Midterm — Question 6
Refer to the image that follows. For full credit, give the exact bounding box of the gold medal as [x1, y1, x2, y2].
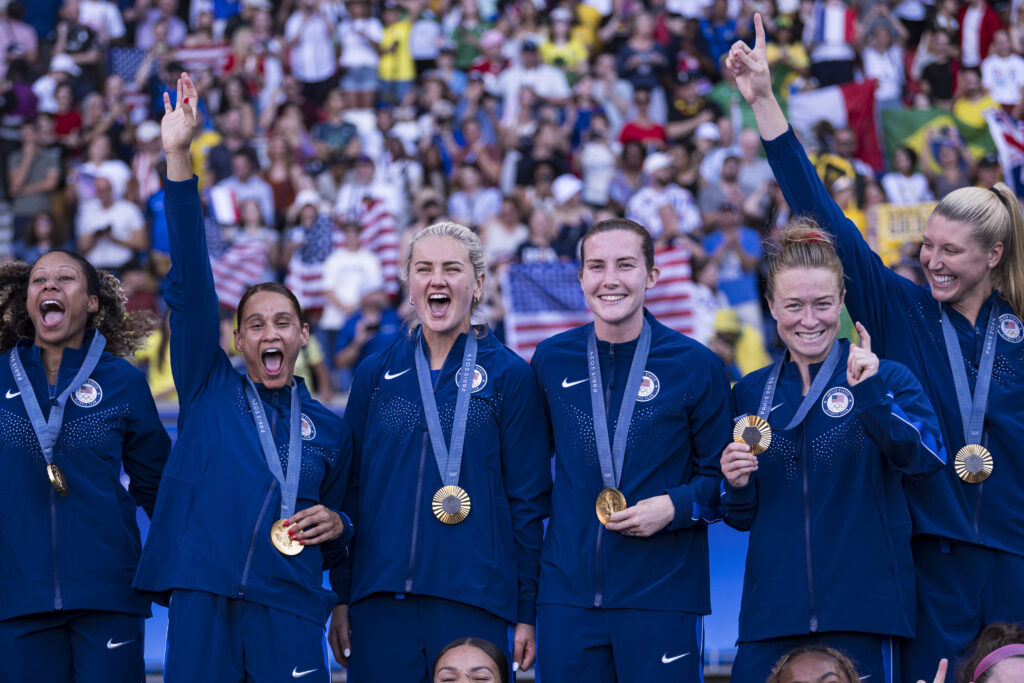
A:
[595, 487, 627, 525]
[47, 463, 69, 497]
[433, 485, 471, 524]
[955, 444, 993, 484]
[733, 415, 772, 455]
[270, 519, 303, 555]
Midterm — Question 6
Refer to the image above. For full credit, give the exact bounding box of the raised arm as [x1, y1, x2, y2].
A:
[726, 16, 919, 342]
[161, 73, 233, 406]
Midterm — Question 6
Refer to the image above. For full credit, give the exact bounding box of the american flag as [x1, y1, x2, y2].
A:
[358, 198, 400, 299]
[502, 245, 694, 361]
[211, 236, 271, 310]
[284, 214, 337, 315]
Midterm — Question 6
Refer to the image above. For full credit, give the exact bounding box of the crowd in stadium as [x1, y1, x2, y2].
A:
[2, 0, 1024, 681]
[4, 0, 1021, 398]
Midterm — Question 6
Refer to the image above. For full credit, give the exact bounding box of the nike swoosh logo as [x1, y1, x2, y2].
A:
[292, 668, 317, 678]
[106, 639, 133, 650]
[770, 402, 783, 412]
[662, 652, 690, 664]
[562, 377, 588, 388]
[384, 369, 410, 380]
[6, 389, 19, 399]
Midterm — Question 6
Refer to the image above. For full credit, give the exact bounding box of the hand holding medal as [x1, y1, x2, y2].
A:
[273, 505, 347, 555]
[846, 323, 878, 386]
[721, 441, 758, 489]
[604, 494, 676, 537]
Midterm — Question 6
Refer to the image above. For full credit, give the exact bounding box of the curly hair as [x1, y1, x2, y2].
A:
[766, 645, 860, 683]
[0, 251, 153, 357]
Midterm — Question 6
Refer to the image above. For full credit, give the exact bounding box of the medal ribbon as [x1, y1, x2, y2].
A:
[756, 340, 841, 430]
[244, 378, 302, 519]
[414, 330, 478, 488]
[10, 332, 106, 466]
[586, 320, 651, 489]
[940, 304, 999, 446]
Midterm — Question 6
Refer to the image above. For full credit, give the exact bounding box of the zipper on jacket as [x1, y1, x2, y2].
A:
[238, 480, 276, 598]
[51, 487, 62, 610]
[405, 430, 428, 593]
[593, 342, 615, 608]
[799, 423, 818, 632]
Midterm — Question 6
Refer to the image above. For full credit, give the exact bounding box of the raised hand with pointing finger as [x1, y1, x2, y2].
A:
[847, 322, 879, 386]
[725, 13, 773, 106]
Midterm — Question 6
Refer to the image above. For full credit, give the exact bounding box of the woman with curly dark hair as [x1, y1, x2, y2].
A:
[0, 249, 170, 682]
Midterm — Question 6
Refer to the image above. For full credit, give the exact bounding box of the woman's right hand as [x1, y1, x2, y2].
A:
[327, 604, 352, 667]
[725, 13, 774, 106]
[721, 441, 758, 488]
[161, 72, 199, 154]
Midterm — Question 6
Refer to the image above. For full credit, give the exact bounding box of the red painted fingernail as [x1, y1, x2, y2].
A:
[299, 541, 306, 545]
[183, 97, 189, 103]
[283, 521, 290, 527]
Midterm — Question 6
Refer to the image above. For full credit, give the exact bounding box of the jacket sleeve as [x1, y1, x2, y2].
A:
[329, 359, 373, 604]
[852, 364, 946, 477]
[664, 351, 731, 530]
[761, 127, 920, 342]
[121, 369, 172, 517]
[319, 420, 356, 570]
[499, 358, 553, 625]
[163, 178, 234, 411]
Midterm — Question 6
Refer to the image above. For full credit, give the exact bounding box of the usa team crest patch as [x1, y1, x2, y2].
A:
[455, 364, 488, 393]
[71, 379, 102, 408]
[821, 387, 853, 418]
[636, 371, 660, 402]
[300, 414, 316, 441]
[998, 314, 1023, 343]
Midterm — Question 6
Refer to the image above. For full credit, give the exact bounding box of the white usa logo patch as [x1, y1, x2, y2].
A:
[300, 414, 316, 441]
[636, 371, 660, 402]
[821, 387, 853, 418]
[455, 364, 488, 393]
[998, 314, 1023, 343]
[71, 379, 102, 408]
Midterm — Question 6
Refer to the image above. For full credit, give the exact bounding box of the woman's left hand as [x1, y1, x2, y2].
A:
[605, 494, 675, 537]
[512, 622, 536, 672]
[847, 322, 879, 387]
[284, 505, 345, 545]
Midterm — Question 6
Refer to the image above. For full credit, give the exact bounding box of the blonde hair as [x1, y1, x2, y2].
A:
[933, 183, 1024, 318]
[403, 221, 487, 325]
[766, 218, 846, 301]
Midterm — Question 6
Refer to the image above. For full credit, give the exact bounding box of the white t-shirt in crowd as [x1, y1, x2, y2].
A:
[320, 248, 383, 330]
[77, 199, 144, 268]
[881, 172, 935, 205]
[961, 6, 984, 68]
[981, 53, 1024, 105]
[284, 10, 336, 83]
[78, 0, 126, 41]
[862, 45, 905, 102]
[337, 17, 383, 69]
[625, 184, 702, 238]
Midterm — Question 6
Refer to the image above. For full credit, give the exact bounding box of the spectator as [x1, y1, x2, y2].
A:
[78, 0, 126, 45]
[448, 164, 502, 228]
[516, 207, 560, 263]
[312, 89, 361, 163]
[699, 0, 742, 68]
[860, 22, 906, 111]
[981, 30, 1024, 115]
[337, 0, 382, 110]
[920, 30, 959, 109]
[618, 87, 666, 148]
[952, 68, 999, 150]
[708, 308, 771, 382]
[12, 210, 72, 263]
[958, 0, 1002, 69]
[135, 0, 187, 50]
[334, 155, 385, 221]
[449, 0, 489, 72]
[616, 11, 669, 92]
[206, 108, 255, 186]
[541, 7, 588, 75]
[882, 146, 934, 205]
[802, 0, 859, 87]
[333, 293, 404, 374]
[215, 148, 275, 226]
[379, 0, 416, 105]
[579, 112, 619, 207]
[0, 2, 38, 82]
[498, 40, 572, 126]
[625, 151, 702, 243]
[76, 175, 148, 272]
[920, 128, 975, 198]
[666, 70, 723, 146]
[131, 120, 165, 205]
[702, 201, 762, 332]
[7, 121, 61, 239]
[32, 54, 81, 115]
[481, 196, 528, 265]
[550, 174, 591, 260]
[320, 217, 384, 349]
[283, 0, 336, 106]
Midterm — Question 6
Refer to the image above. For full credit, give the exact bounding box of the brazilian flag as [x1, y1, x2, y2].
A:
[881, 107, 996, 170]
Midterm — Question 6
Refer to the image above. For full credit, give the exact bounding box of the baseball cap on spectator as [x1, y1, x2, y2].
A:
[552, 174, 583, 206]
[642, 152, 673, 176]
[136, 121, 161, 143]
[714, 309, 742, 335]
[830, 176, 854, 194]
[292, 189, 322, 213]
[480, 29, 504, 50]
[522, 39, 539, 52]
[50, 54, 81, 77]
[979, 153, 1000, 168]
[551, 7, 572, 23]
[695, 122, 720, 142]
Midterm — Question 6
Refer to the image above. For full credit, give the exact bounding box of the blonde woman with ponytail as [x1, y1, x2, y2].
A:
[729, 15, 1024, 682]
[720, 224, 944, 683]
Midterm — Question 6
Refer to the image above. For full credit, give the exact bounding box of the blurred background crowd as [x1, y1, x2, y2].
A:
[1, 0, 1021, 404]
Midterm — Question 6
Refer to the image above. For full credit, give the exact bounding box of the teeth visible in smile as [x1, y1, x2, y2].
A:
[933, 274, 955, 285]
[428, 293, 449, 301]
[599, 294, 625, 301]
[796, 330, 824, 340]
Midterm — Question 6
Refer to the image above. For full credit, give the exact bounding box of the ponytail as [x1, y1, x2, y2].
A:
[933, 183, 1024, 318]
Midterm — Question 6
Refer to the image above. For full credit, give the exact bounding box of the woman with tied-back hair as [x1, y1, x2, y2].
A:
[0, 249, 170, 682]
[729, 15, 1024, 681]
[327, 220, 551, 682]
[134, 73, 353, 683]
[766, 645, 862, 683]
[720, 225, 945, 683]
